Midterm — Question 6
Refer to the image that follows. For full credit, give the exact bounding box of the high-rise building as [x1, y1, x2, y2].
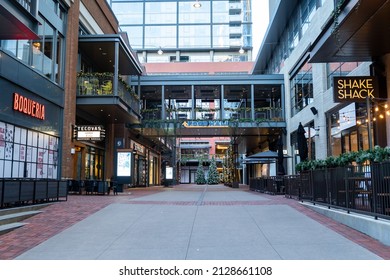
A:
[108, 0, 253, 63]
[254, 0, 390, 174]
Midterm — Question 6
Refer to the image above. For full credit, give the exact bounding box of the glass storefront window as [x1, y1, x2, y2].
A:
[55, 34, 64, 84]
[85, 147, 104, 180]
[33, 17, 55, 78]
[1, 40, 31, 65]
[290, 61, 313, 116]
[181, 147, 210, 162]
[149, 155, 158, 185]
[0, 5, 65, 85]
[0, 122, 59, 179]
[328, 103, 374, 156]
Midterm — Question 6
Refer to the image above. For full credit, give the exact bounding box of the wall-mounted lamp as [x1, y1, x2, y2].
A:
[193, 0, 201, 8]
[239, 46, 245, 54]
[32, 41, 41, 49]
[70, 148, 75, 155]
[310, 106, 318, 115]
[157, 47, 163, 55]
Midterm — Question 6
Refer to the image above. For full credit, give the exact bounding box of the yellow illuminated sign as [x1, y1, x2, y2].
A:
[334, 76, 378, 102]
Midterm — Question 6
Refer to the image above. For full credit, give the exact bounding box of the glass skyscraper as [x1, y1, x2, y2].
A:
[109, 0, 252, 63]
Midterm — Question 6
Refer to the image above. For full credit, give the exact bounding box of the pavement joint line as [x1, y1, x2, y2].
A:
[96, 202, 157, 260]
[185, 186, 206, 259]
[243, 204, 284, 260]
[2, 185, 390, 260]
[196, 184, 208, 206]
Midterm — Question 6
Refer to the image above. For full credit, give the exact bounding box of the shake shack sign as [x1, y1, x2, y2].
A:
[334, 76, 378, 102]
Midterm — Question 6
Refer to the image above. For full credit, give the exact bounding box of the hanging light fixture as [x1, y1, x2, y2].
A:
[193, 0, 201, 8]
[157, 47, 163, 55]
[239, 46, 245, 54]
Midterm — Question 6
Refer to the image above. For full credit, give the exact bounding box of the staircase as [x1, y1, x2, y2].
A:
[0, 205, 47, 235]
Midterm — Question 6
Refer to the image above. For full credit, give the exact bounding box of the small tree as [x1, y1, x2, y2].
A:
[195, 161, 206, 184]
[207, 156, 220, 184]
[224, 145, 235, 186]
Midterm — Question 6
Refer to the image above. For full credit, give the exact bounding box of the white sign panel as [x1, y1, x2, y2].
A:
[117, 152, 132, 177]
[165, 167, 173, 180]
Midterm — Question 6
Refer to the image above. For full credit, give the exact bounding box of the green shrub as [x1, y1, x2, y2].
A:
[295, 146, 390, 172]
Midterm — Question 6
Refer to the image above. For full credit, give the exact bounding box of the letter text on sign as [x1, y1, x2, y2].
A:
[13, 92, 45, 120]
[333, 77, 378, 103]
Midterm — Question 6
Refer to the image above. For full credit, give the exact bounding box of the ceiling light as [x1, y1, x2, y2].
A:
[193, 0, 201, 8]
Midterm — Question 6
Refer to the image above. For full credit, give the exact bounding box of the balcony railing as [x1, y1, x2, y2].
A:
[77, 73, 140, 115]
[141, 107, 283, 122]
[179, 154, 225, 163]
[17, 0, 33, 13]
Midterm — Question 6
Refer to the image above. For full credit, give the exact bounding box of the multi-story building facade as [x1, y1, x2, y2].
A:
[0, 0, 162, 191]
[108, 0, 253, 63]
[1, 0, 282, 191]
[253, 0, 390, 174]
[0, 0, 65, 180]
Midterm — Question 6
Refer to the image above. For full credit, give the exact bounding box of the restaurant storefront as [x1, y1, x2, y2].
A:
[0, 73, 63, 180]
[0, 0, 65, 180]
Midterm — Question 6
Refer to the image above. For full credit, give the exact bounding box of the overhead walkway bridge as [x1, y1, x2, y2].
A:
[129, 74, 285, 154]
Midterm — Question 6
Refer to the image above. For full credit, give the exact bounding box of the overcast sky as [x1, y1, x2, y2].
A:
[252, 0, 270, 59]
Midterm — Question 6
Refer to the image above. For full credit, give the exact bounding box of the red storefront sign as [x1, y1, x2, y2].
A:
[13, 92, 45, 120]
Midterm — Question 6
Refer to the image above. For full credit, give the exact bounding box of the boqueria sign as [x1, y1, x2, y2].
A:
[13, 92, 45, 120]
[333, 76, 378, 102]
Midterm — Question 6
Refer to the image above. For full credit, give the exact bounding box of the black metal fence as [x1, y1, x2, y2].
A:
[0, 179, 68, 208]
[67, 179, 118, 195]
[249, 162, 390, 220]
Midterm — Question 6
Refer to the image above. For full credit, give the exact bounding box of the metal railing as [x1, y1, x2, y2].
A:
[249, 162, 390, 220]
[141, 107, 283, 122]
[179, 154, 225, 163]
[0, 179, 68, 208]
[17, 0, 33, 12]
[77, 74, 140, 115]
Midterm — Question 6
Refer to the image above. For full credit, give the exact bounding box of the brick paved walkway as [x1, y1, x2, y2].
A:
[1, 184, 389, 260]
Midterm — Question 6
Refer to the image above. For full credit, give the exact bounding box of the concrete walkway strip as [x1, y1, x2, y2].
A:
[14, 185, 385, 260]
